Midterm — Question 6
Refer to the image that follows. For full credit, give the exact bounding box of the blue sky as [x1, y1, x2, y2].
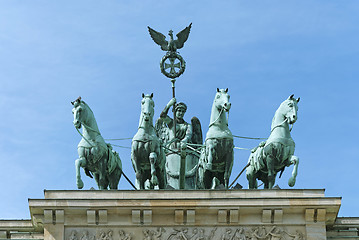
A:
[0, 1, 358, 219]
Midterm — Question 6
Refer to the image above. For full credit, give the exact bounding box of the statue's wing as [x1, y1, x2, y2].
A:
[191, 116, 203, 147]
[148, 26, 168, 51]
[154, 118, 163, 138]
[155, 118, 170, 145]
[174, 23, 192, 50]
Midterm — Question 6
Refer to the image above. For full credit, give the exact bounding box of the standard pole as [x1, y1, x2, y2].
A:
[171, 79, 177, 149]
[179, 146, 186, 189]
[171, 78, 185, 189]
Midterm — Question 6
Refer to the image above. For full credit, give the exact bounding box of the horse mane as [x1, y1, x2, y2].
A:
[80, 100, 90, 110]
[271, 99, 289, 130]
[79, 100, 99, 132]
[209, 95, 221, 126]
[80, 101, 94, 116]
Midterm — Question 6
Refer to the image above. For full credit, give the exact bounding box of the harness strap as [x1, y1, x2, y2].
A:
[81, 121, 101, 134]
[271, 118, 295, 133]
[76, 127, 94, 147]
[208, 107, 225, 128]
[270, 118, 288, 133]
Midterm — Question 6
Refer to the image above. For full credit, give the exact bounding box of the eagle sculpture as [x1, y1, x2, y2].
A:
[148, 23, 192, 53]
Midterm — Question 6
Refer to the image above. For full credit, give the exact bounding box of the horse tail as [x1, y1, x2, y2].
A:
[248, 143, 265, 173]
[107, 146, 122, 175]
[278, 166, 285, 178]
[84, 168, 93, 178]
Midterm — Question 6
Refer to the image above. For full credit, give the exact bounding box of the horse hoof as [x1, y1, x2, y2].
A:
[288, 177, 296, 187]
[144, 179, 151, 190]
[151, 176, 159, 186]
[211, 177, 220, 189]
[77, 179, 84, 189]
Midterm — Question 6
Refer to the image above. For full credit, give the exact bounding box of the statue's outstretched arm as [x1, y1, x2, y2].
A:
[160, 98, 176, 123]
[161, 98, 176, 115]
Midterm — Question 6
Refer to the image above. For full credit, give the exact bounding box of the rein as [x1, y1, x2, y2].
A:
[270, 118, 294, 133]
[81, 121, 101, 134]
[76, 126, 95, 147]
[74, 120, 100, 148]
[208, 107, 228, 128]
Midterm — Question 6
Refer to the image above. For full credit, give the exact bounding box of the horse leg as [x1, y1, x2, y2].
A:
[149, 152, 158, 189]
[108, 154, 121, 190]
[203, 140, 216, 189]
[206, 140, 215, 171]
[246, 165, 257, 189]
[94, 173, 99, 188]
[135, 172, 143, 190]
[157, 150, 166, 189]
[197, 158, 205, 189]
[223, 148, 234, 189]
[154, 141, 166, 189]
[108, 168, 120, 190]
[109, 174, 119, 189]
[95, 158, 108, 190]
[75, 148, 87, 189]
[196, 148, 206, 189]
[266, 155, 276, 189]
[97, 172, 108, 190]
[288, 156, 299, 187]
[75, 157, 86, 189]
[203, 170, 213, 189]
[131, 141, 142, 189]
[211, 177, 220, 189]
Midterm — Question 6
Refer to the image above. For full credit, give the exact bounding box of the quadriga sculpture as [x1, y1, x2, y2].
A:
[198, 88, 234, 189]
[72, 97, 122, 189]
[131, 93, 166, 189]
[246, 94, 300, 189]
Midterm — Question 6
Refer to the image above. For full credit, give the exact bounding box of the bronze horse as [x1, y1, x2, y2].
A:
[131, 94, 166, 189]
[198, 88, 234, 189]
[72, 97, 122, 189]
[246, 95, 300, 189]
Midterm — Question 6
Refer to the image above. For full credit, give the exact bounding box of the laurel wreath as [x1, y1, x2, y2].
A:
[160, 52, 186, 79]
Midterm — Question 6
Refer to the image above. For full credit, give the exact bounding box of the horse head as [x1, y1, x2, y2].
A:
[71, 97, 95, 130]
[281, 94, 300, 124]
[140, 93, 155, 124]
[215, 88, 231, 112]
[72, 97, 86, 129]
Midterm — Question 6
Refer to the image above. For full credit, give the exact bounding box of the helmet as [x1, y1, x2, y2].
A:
[175, 102, 187, 112]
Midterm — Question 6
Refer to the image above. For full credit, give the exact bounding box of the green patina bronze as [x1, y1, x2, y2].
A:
[148, 23, 191, 79]
[246, 94, 300, 189]
[155, 98, 203, 189]
[198, 88, 234, 189]
[70, 25, 303, 191]
[72, 97, 122, 190]
[131, 93, 166, 190]
[149, 23, 202, 189]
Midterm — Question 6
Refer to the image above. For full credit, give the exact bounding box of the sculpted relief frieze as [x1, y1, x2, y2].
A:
[66, 226, 305, 240]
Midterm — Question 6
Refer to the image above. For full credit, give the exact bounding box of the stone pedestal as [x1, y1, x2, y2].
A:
[28, 189, 341, 240]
